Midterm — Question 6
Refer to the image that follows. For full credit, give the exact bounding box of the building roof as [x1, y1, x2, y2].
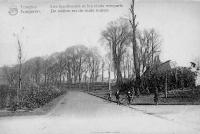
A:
[141, 60, 171, 78]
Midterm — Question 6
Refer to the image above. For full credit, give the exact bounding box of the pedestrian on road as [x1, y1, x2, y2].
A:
[152, 74, 159, 105]
[115, 90, 120, 105]
[107, 93, 111, 101]
[154, 87, 159, 105]
[127, 90, 132, 105]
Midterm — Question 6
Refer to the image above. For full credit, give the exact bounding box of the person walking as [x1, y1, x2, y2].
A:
[154, 87, 159, 105]
[115, 90, 120, 105]
[127, 90, 132, 105]
[152, 74, 159, 105]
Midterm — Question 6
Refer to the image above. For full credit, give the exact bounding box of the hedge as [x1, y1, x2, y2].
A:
[0, 84, 66, 110]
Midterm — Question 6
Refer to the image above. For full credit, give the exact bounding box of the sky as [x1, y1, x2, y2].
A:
[0, 0, 200, 67]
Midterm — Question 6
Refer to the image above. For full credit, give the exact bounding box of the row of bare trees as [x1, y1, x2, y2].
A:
[3, 45, 109, 88]
[101, 21, 162, 81]
[2, 0, 162, 95]
[101, 0, 162, 95]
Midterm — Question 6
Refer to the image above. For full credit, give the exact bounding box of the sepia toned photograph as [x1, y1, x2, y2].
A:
[0, 0, 200, 133]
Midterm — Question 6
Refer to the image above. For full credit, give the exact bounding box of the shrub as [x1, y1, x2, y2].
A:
[0, 85, 9, 108]
[0, 84, 66, 110]
[0, 85, 17, 109]
[141, 67, 196, 93]
[19, 85, 65, 109]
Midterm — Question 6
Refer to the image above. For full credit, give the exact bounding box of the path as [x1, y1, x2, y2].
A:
[0, 91, 199, 134]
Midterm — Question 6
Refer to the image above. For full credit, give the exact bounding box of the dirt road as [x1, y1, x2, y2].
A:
[0, 91, 199, 134]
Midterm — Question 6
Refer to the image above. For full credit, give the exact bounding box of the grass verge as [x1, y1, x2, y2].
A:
[86, 88, 200, 105]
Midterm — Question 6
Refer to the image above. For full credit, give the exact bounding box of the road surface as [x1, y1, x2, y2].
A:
[0, 91, 199, 134]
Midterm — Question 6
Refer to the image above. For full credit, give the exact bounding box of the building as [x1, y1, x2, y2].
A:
[142, 59, 173, 78]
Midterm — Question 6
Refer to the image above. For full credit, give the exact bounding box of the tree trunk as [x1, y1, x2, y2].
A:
[84, 72, 87, 83]
[123, 59, 126, 79]
[102, 62, 104, 82]
[165, 74, 168, 98]
[79, 58, 82, 83]
[115, 59, 122, 85]
[59, 72, 62, 84]
[152, 42, 154, 65]
[130, 0, 140, 96]
[44, 70, 47, 84]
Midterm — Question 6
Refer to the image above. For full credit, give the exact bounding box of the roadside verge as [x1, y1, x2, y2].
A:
[0, 93, 67, 117]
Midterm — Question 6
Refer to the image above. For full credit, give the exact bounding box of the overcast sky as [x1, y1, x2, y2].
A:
[0, 0, 200, 67]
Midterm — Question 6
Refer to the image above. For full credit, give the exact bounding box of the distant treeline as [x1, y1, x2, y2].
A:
[2, 45, 106, 88]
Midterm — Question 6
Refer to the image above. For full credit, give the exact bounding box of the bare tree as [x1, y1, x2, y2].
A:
[2, 66, 18, 87]
[64, 45, 90, 84]
[42, 58, 52, 84]
[137, 29, 162, 74]
[101, 59, 105, 82]
[17, 40, 22, 95]
[87, 49, 101, 83]
[65, 46, 79, 83]
[129, 0, 140, 96]
[23, 57, 44, 85]
[101, 18, 131, 85]
[149, 29, 162, 65]
[56, 53, 66, 84]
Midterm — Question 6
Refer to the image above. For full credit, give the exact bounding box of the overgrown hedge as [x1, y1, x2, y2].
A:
[0, 84, 66, 110]
[141, 67, 197, 93]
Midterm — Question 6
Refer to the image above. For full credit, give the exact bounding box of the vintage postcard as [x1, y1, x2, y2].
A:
[0, 0, 200, 134]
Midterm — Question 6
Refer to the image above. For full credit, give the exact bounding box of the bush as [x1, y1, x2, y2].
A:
[0, 84, 66, 110]
[0, 85, 17, 109]
[0, 85, 9, 108]
[141, 67, 196, 93]
[19, 85, 65, 109]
